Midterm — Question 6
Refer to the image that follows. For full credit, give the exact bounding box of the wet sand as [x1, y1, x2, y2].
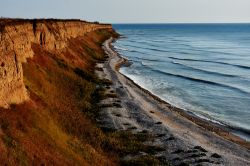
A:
[95, 37, 250, 165]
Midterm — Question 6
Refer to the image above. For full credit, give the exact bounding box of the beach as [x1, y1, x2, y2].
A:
[96, 37, 250, 165]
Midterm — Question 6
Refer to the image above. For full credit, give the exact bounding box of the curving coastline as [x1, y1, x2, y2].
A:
[113, 38, 250, 145]
[97, 37, 250, 165]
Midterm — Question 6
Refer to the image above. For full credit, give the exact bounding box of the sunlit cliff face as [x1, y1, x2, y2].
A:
[0, 20, 112, 108]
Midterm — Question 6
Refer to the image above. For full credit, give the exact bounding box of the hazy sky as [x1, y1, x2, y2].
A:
[1, 0, 250, 23]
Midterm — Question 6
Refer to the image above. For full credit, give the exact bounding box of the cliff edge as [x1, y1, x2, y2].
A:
[0, 19, 112, 108]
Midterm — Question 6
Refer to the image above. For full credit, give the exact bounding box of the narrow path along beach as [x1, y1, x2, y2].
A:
[96, 38, 250, 165]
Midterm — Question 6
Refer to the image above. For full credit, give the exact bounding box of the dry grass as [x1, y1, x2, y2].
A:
[0, 28, 167, 165]
[0, 29, 118, 165]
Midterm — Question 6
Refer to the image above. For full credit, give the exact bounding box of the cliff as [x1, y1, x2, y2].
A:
[0, 19, 168, 165]
[0, 19, 120, 165]
[0, 19, 112, 108]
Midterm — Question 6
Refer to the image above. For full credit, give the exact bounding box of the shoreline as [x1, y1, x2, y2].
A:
[117, 39, 250, 148]
[120, 68, 250, 141]
[120, 65, 250, 144]
[112, 38, 250, 146]
[97, 37, 250, 165]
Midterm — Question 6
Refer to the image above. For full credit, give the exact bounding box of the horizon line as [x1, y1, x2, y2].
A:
[111, 22, 250, 24]
[1, 17, 250, 24]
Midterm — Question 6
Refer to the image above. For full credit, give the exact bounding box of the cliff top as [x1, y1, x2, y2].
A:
[0, 18, 111, 32]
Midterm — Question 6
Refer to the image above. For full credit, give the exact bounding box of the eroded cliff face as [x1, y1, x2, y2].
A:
[0, 19, 112, 108]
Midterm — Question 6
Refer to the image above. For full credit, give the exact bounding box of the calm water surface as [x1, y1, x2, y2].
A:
[113, 24, 250, 140]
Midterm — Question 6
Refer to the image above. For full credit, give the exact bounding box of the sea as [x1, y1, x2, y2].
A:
[112, 24, 250, 141]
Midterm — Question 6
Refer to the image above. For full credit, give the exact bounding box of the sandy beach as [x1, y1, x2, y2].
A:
[95, 37, 250, 165]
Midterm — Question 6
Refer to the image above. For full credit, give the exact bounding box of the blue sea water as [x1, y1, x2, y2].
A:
[112, 24, 250, 140]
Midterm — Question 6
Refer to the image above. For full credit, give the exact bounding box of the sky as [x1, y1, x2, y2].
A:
[1, 0, 250, 23]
